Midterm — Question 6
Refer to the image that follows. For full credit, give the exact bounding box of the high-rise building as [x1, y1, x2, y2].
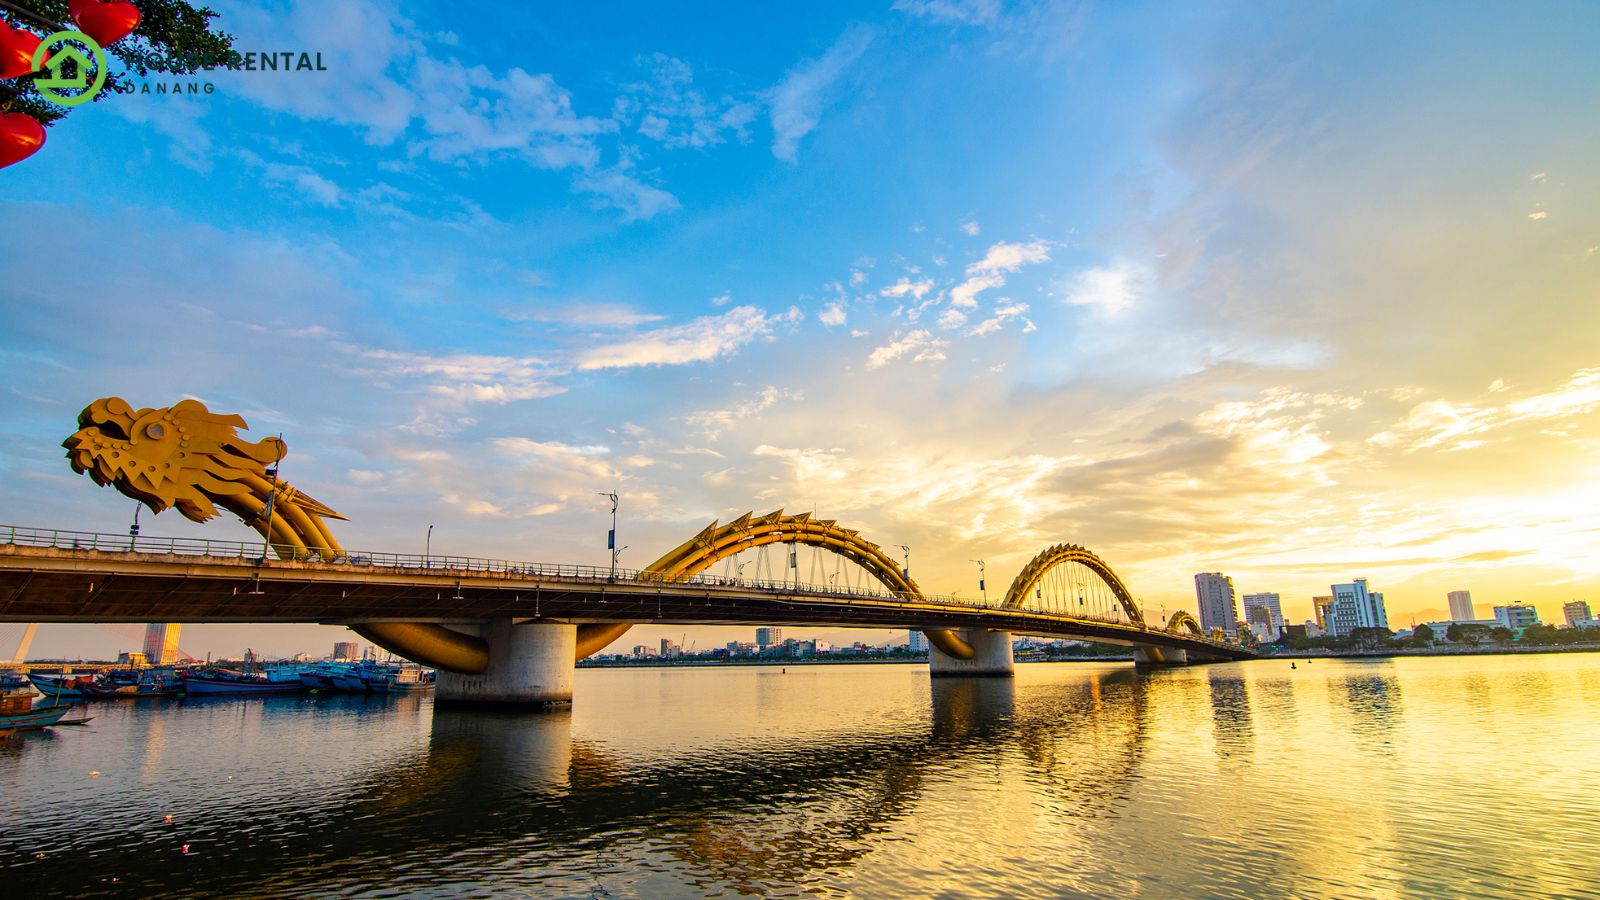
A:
[908, 630, 928, 653]
[1243, 605, 1276, 641]
[1194, 573, 1238, 634]
[660, 638, 680, 659]
[1493, 604, 1539, 632]
[1563, 601, 1594, 627]
[332, 641, 359, 662]
[141, 623, 181, 665]
[1447, 590, 1476, 622]
[756, 627, 781, 647]
[1242, 593, 1285, 638]
[1328, 578, 1389, 637]
[1312, 596, 1335, 629]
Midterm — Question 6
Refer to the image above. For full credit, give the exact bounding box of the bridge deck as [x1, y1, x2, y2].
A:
[0, 541, 1254, 661]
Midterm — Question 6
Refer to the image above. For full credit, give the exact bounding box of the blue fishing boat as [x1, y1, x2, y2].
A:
[180, 650, 308, 696]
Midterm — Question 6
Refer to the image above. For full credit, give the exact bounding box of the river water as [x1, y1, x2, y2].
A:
[3, 654, 1598, 898]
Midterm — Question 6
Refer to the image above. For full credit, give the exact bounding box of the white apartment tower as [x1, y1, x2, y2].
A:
[1328, 579, 1389, 637]
[1194, 573, 1239, 634]
[1447, 590, 1476, 622]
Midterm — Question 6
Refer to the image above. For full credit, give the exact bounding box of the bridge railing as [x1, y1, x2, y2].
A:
[0, 525, 1236, 648]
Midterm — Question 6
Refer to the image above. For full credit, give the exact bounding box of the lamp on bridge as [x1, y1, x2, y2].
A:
[971, 559, 986, 603]
[896, 545, 911, 580]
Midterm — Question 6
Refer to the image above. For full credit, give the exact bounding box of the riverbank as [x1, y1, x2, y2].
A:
[1263, 643, 1600, 660]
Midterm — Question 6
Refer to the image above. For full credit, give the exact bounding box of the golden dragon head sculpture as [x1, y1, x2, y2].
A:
[63, 397, 345, 556]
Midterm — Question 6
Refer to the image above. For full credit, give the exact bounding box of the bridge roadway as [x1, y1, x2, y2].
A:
[0, 542, 1249, 660]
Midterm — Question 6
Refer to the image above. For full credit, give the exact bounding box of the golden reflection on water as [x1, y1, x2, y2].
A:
[3, 655, 1599, 897]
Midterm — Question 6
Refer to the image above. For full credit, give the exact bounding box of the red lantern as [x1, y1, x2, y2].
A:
[68, 0, 143, 48]
[0, 20, 43, 80]
[0, 112, 46, 170]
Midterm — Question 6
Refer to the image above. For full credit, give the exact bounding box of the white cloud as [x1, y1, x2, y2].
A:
[1063, 260, 1145, 315]
[937, 307, 968, 330]
[820, 303, 847, 327]
[210, 0, 676, 219]
[966, 301, 1029, 336]
[684, 386, 800, 439]
[950, 239, 1051, 308]
[355, 348, 566, 406]
[968, 239, 1052, 276]
[880, 277, 935, 300]
[893, 0, 1003, 26]
[961, 220, 981, 235]
[577, 306, 778, 370]
[616, 53, 758, 150]
[506, 303, 665, 328]
[573, 164, 681, 220]
[1368, 368, 1600, 452]
[866, 329, 949, 368]
[949, 273, 1002, 309]
[768, 25, 875, 161]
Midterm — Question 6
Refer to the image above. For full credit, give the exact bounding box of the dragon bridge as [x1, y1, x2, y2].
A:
[57, 396, 1241, 688]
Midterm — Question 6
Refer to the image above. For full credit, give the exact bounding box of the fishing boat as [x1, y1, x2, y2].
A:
[27, 673, 96, 700]
[182, 669, 308, 696]
[1, 686, 85, 731]
[373, 664, 434, 693]
[180, 650, 308, 696]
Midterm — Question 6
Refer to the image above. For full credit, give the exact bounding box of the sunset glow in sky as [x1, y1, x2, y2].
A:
[3, 1, 1597, 658]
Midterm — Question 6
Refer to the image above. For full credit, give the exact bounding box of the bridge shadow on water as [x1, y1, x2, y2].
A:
[4, 670, 1160, 897]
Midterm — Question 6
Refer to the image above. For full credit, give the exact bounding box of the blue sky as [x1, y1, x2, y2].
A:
[3, 1, 1598, 658]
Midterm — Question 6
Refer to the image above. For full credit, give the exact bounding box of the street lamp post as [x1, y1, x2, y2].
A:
[896, 545, 911, 581]
[597, 491, 619, 580]
[425, 524, 433, 567]
[971, 559, 987, 604]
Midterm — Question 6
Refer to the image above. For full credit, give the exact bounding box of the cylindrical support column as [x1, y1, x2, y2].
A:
[928, 628, 1014, 677]
[435, 620, 576, 710]
[1134, 646, 1189, 666]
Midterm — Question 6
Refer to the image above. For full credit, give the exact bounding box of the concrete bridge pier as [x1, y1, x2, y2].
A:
[929, 628, 1014, 677]
[1134, 646, 1189, 666]
[434, 620, 575, 710]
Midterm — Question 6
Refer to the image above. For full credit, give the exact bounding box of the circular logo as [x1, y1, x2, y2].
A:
[32, 31, 109, 108]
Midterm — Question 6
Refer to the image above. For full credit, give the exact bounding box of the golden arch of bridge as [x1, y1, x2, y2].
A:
[0, 396, 1256, 707]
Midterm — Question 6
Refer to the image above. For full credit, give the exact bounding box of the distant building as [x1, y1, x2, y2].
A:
[1194, 573, 1238, 634]
[1493, 604, 1539, 633]
[1328, 578, 1389, 637]
[1447, 590, 1476, 622]
[116, 650, 149, 667]
[908, 630, 928, 653]
[141, 623, 181, 665]
[756, 627, 782, 647]
[1312, 596, 1335, 630]
[1564, 601, 1594, 628]
[660, 639, 681, 659]
[1303, 620, 1324, 638]
[332, 641, 359, 662]
[1242, 593, 1285, 639]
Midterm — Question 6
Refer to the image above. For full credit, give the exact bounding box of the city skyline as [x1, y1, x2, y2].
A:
[3, 2, 1598, 659]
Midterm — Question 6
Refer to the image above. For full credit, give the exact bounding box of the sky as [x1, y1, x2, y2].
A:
[2, 0, 1598, 660]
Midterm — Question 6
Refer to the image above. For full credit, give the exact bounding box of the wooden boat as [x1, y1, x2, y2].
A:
[28, 673, 96, 700]
[0, 688, 80, 730]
